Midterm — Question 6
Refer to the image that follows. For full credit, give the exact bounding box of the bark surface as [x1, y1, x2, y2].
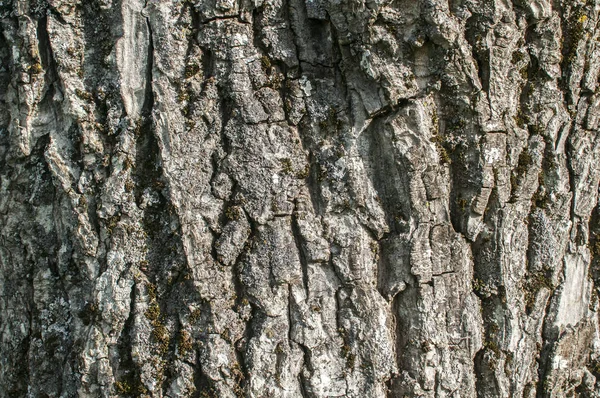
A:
[1, 0, 600, 397]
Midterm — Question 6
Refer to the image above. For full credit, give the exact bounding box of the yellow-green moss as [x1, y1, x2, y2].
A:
[280, 158, 294, 175]
[185, 63, 201, 78]
[114, 381, 132, 394]
[29, 62, 43, 74]
[178, 330, 193, 355]
[296, 164, 310, 179]
[260, 55, 271, 70]
[75, 88, 93, 101]
[225, 206, 242, 221]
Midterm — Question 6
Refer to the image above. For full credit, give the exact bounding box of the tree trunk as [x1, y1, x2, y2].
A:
[1, 0, 600, 397]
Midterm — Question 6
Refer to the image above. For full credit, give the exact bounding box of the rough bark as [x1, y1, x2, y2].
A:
[1, 0, 600, 397]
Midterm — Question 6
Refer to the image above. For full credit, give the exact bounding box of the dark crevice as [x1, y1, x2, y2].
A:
[199, 14, 248, 25]
[588, 203, 600, 289]
[284, 0, 304, 81]
[141, 17, 155, 118]
[231, 249, 250, 308]
[230, 226, 252, 394]
[564, 129, 579, 226]
[443, 121, 480, 236]
[199, 46, 215, 82]
[387, 284, 422, 397]
[295, 117, 324, 216]
[558, 1, 586, 97]
[286, 284, 294, 346]
[535, 297, 558, 398]
[464, 14, 491, 93]
[357, 114, 411, 235]
[194, 364, 219, 398]
[36, 16, 58, 85]
[293, 336, 313, 392]
[291, 211, 310, 297]
[113, 283, 144, 396]
[298, 372, 309, 398]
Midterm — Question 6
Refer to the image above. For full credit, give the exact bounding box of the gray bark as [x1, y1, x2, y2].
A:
[1, 0, 600, 397]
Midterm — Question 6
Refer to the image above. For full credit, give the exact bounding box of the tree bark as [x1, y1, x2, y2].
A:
[1, 0, 600, 397]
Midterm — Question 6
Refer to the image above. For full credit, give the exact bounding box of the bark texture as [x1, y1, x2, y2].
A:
[1, 0, 600, 397]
